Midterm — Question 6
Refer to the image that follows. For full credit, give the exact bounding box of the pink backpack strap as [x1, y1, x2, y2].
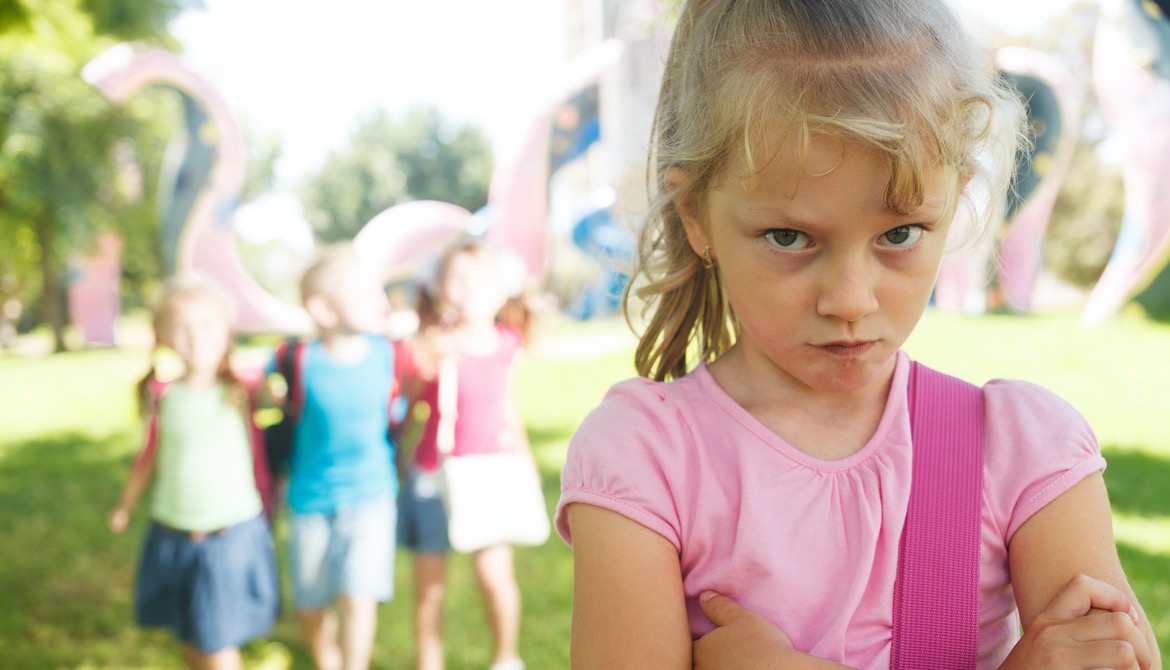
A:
[891, 362, 984, 669]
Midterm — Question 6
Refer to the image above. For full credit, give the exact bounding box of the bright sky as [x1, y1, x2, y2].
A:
[169, 0, 1077, 188]
[170, 0, 567, 187]
[168, 0, 1080, 251]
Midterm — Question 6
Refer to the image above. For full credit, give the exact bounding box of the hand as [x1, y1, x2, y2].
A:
[693, 591, 794, 669]
[108, 508, 130, 534]
[1001, 574, 1152, 670]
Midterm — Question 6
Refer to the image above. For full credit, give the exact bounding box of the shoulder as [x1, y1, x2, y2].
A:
[981, 377, 1094, 437]
[576, 376, 694, 438]
[979, 378, 1104, 541]
[559, 376, 702, 548]
[494, 323, 524, 355]
[567, 374, 706, 476]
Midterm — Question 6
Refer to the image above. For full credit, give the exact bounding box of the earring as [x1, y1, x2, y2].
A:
[702, 246, 715, 270]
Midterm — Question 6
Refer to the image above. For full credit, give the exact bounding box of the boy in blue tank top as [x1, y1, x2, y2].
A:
[273, 244, 397, 670]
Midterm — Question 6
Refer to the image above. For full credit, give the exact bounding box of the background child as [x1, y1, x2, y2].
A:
[108, 274, 278, 670]
[276, 243, 397, 670]
[396, 236, 535, 670]
[555, 1, 1162, 669]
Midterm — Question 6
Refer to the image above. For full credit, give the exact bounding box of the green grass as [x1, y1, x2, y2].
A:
[0, 309, 1166, 668]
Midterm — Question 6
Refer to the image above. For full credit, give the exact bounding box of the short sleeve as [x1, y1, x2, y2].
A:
[982, 379, 1107, 543]
[556, 378, 695, 551]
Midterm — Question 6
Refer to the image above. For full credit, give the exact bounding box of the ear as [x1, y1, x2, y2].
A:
[304, 294, 338, 331]
[665, 166, 710, 260]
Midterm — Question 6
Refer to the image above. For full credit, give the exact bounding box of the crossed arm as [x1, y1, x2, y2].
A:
[567, 473, 1160, 669]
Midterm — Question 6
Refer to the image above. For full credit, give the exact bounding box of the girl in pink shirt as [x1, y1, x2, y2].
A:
[396, 236, 536, 670]
[555, 1, 1161, 668]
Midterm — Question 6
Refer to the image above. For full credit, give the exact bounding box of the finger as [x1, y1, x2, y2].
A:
[698, 591, 746, 628]
[1040, 610, 1150, 670]
[1080, 611, 1152, 670]
[1045, 574, 1137, 622]
[1071, 637, 1142, 670]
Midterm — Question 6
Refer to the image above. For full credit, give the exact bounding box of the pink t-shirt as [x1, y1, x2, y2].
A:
[556, 351, 1105, 669]
[409, 324, 523, 472]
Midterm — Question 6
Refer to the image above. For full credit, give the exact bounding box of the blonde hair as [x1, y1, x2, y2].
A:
[138, 274, 247, 412]
[630, 0, 1027, 381]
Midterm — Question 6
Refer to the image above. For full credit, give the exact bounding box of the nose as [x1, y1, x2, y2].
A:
[816, 254, 879, 322]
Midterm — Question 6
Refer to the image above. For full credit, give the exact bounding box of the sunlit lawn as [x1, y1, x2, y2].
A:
[0, 309, 1167, 668]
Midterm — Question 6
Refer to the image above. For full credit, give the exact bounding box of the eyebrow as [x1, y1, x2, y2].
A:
[738, 197, 949, 229]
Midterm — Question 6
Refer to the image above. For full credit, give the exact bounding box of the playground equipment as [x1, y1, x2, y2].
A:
[83, 44, 311, 334]
[934, 47, 1081, 315]
[80, 1, 1170, 335]
[1081, 0, 1170, 325]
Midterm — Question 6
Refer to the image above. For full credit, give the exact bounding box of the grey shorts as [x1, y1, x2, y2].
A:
[288, 495, 395, 608]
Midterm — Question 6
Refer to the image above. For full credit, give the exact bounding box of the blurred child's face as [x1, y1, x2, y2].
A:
[314, 263, 389, 335]
[439, 250, 505, 326]
[163, 296, 231, 377]
[680, 133, 957, 397]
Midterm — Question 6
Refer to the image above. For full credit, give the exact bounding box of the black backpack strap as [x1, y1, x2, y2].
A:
[277, 336, 303, 421]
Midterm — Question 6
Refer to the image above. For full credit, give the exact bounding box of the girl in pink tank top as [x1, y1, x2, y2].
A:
[396, 236, 538, 670]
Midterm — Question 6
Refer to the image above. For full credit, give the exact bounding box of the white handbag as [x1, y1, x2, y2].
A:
[435, 358, 551, 553]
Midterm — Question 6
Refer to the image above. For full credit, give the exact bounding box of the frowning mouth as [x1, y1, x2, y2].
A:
[815, 340, 876, 357]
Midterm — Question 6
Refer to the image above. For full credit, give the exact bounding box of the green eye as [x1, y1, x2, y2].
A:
[764, 229, 809, 249]
[881, 225, 922, 247]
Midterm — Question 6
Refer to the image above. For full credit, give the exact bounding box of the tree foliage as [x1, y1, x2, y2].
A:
[0, 0, 187, 350]
[298, 105, 493, 243]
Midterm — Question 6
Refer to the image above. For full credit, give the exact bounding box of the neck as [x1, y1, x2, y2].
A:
[184, 368, 219, 390]
[319, 330, 370, 363]
[452, 320, 499, 355]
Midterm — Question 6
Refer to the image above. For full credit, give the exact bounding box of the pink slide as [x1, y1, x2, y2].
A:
[353, 200, 472, 283]
[933, 47, 1079, 315]
[1081, 8, 1170, 326]
[83, 44, 311, 334]
[66, 232, 123, 346]
[487, 40, 625, 283]
[994, 47, 1080, 313]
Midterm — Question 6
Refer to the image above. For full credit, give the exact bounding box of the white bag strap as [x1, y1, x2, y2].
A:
[436, 356, 458, 458]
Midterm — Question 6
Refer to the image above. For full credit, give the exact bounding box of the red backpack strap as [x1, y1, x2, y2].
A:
[245, 382, 278, 522]
[132, 378, 169, 473]
[891, 362, 984, 670]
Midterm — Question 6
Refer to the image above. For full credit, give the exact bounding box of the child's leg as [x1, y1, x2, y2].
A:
[414, 553, 448, 670]
[299, 607, 342, 670]
[337, 594, 378, 670]
[181, 643, 242, 670]
[473, 545, 521, 666]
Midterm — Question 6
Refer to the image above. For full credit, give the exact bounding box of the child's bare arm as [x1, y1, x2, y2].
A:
[1001, 473, 1159, 669]
[108, 448, 157, 533]
[568, 503, 692, 669]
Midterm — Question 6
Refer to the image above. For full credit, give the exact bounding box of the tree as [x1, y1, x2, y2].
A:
[299, 105, 493, 243]
[0, 0, 186, 350]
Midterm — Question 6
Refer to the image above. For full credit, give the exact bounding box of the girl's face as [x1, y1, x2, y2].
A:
[682, 134, 957, 399]
[439, 249, 504, 326]
[163, 295, 232, 377]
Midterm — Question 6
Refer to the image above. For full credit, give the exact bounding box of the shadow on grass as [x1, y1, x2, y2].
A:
[0, 431, 170, 666]
[1100, 446, 1170, 518]
[0, 432, 314, 668]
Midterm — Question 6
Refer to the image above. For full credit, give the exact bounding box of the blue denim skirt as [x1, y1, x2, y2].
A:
[135, 514, 279, 653]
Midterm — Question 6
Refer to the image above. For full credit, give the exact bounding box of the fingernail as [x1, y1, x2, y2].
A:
[1130, 606, 1140, 623]
[700, 591, 716, 603]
